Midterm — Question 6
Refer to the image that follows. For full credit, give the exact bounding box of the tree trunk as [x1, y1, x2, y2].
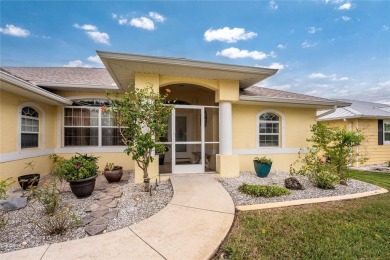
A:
[143, 167, 150, 192]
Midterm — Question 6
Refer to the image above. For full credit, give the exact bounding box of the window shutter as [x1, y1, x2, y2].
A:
[378, 119, 383, 145]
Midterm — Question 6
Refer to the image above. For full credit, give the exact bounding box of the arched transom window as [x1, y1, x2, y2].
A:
[259, 112, 280, 147]
[21, 107, 39, 148]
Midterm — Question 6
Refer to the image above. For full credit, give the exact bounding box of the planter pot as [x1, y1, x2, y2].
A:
[159, 154, 165, 165]
[68, 175, 97, 198]
[103, 166, 123, 182]
[18, 174, 40, 190]
[253, 161, 272, 178]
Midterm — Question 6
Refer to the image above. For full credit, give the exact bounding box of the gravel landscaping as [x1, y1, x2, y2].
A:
[218, 171, 383, 206]
[0, 171, 173, 254]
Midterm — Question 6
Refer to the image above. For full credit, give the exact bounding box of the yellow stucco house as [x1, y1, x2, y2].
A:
[318, 100, 390, 166]
[0, 51, 348, 183]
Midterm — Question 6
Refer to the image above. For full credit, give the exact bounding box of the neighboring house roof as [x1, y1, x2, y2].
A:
[239, 86, 350, 108]
[1, 67, 117, 91]
[0, 69, 72, 105]
[318, 99, 390, 120]
[97, 51, 278, 91]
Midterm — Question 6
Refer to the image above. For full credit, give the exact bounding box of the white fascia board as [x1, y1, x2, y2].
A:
[239, 95, 351, 108]
[0, 71, 72, 105]
[318, 115, 390, 121]
[97, 50, 278, 75]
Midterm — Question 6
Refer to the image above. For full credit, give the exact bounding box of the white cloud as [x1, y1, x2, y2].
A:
[149, 12, 165, 23]
[301, 40, 318, 48]
[338, 2, 352, 10]
[268, 62, 285, 70]
[112, 13, 118, 19]
[118, 18, 128, 25]
[277, 44, 286, 49]
[87, 55, 103, 64]
[341, 16, 351, 21]
[383, 25, 389, 31]
[269, 0, 278, 10]
[308, 73, 349, 81]
[130, 17, 155, 30]
[64, 60, 90, 67]
[204, 27, 257, 43]
[73, 23, 110, 44]
[0, 24, 30, 37]
[378, 80, 390, 86]
[73, 24, 97, 31]
[216, 47, 271, 60]
[307, 27, 322, 34]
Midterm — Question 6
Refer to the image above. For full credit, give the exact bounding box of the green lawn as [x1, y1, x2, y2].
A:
[217, 170, 390, 260]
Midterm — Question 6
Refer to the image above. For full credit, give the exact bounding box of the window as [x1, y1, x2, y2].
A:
[64, 106, 123, 146]
[21, 107, 39, 148]
[258, 112, 280, 147]
[384, 121, 390, 144]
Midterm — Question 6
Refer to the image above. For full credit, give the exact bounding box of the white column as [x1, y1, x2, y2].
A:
[219, 101, 232, 155]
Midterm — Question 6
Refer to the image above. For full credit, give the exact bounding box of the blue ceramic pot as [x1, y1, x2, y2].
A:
[253, 161, 272, 178]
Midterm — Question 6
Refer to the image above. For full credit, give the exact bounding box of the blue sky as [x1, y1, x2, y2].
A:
[1, 0, 389, 103]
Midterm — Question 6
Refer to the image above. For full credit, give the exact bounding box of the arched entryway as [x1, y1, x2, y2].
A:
[159, 84, 219, 174]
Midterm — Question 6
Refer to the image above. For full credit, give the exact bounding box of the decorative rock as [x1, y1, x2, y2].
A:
[81, 215, 96, 225]
[284, 177, 304, 190]
[106, 199, 118, 208]
[89, 217, 109, 226]
[103, 209, 119, 220]
[85, 224, 106, 236]
[95, 198, 114, 206]
[91, 208, 109, 218]
[95, 195, 114, 201]
[0, 197, 27, 211]
[95, 193, 108, 200]
[340, 179, 348, 186]
[85, 203, 100, 212]
[21, 241, 27, 246]
[107, 191, 122, 198]
[107, 187, 121, 193]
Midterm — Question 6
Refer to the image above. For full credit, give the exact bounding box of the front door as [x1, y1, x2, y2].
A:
[172, 105, 204, 173]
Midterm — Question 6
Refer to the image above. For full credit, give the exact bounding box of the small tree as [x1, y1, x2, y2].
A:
[291, 123, 366, 188]
[107, 84, 173, 191]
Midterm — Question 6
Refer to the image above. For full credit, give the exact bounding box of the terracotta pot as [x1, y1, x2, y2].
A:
[68, 174, 97, 198]
[104, 166, 123, 182]
[18, 174, 40, 190]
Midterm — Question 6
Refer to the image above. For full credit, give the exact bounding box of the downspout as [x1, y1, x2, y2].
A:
[316, 105, 337, 119]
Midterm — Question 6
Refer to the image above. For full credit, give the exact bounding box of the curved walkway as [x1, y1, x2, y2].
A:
[2, 175, 235, 260]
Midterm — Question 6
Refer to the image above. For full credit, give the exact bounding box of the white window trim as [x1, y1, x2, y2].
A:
[63, 106, 123, 147]
[256, 109, 285, 149]
[384, 120, 390, 145]
[17, 102, 45, 153]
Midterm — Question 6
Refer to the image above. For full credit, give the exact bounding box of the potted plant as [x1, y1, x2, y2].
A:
[56, 153, 99, 198]
[18, 161, 40, 190]
[103, 163, 123, 182]
[253, 156, 273, 178]
[158, 137, 170, 165]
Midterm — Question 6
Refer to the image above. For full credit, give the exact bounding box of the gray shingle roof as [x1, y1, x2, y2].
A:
[241, 86, 338, 103]
[318, 99, 390, 120]
[1, 67, 116, 86]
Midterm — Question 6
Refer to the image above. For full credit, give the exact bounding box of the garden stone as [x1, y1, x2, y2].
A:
[103, 209, 119, 220]
[284, 177, 304, 190]
[85, 224, 107, 236]
[81, 215, 96, 225]
[85, 203, 100, 212]
[89, 217, 109, 226]
[0, 197, 27, 211]
[91, 208, 109, 218]
[95, 198, 114, 206]
[107, 191, 122, 198]
[95, 194, 114, 201]
[340, 179, 348, 186]
[106, 199, 118, 208]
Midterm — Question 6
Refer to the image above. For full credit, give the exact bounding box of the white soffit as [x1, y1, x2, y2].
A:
[97, 51, 278, 91]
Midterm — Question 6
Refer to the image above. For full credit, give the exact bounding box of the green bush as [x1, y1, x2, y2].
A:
[35, 206, 80, 235]
[239, 183, 290, 198]
[308, 169, 339, 189]
[27, 181, 60, 215]
[254, 156, 273, 165]
[56, 153, 99, 181]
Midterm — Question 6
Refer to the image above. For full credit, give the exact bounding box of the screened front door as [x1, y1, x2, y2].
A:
[172, 106, 204, 173]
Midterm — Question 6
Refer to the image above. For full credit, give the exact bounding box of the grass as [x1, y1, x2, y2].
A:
[216, 170, 390, 259]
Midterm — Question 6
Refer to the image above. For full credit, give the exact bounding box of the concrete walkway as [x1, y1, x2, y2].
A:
[2, 175, 235, 260]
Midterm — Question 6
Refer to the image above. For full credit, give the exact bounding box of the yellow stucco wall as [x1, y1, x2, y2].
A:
[0, 90, 57, 154]
[328, 119, 390, 165]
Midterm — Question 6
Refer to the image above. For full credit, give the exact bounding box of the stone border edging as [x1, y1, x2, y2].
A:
[236, 188, 388, 211]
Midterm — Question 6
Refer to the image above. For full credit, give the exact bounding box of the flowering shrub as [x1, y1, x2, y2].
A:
[56, 153, 99, 181]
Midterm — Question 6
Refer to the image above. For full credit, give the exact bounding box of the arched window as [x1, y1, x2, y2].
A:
[258, 112, 280, 147]
[21, 107, 39, 148]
